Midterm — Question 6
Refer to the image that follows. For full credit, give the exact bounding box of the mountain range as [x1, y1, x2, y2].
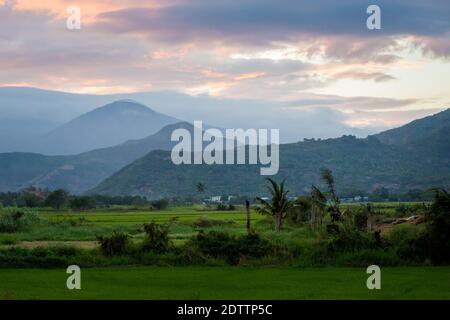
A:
[91, 110, 450, 198]
[1, 109, 447, 198]
[91, 109, 450, 198]
[0, 90, 448, 197]
[0, 87, 384, 150]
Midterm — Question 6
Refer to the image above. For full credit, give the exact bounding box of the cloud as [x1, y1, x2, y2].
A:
[93, 0, 450, 57]
[0, 0, 448, 132]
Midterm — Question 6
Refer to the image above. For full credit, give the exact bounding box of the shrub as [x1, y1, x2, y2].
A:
[353, 207, 368, 230]
[0, 209, 39, 233]
[97, 231, 130, 256]
[189, 231, 275, 265]
[393, 189, 450, 265]
[387, 225, 426, 263]
[142, 222, 170, 253]
[420, 189, 450, 264]
[216, 204, 236, 211]
[150, 199, 169, 210]
[327, 224, 377, 252]
[395, 203, 429, 218]
[193, 217, 235, 228]
[0, 247, 75, 268]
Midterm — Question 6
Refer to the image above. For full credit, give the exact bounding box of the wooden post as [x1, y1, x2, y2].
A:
[245, 200, 250, 233]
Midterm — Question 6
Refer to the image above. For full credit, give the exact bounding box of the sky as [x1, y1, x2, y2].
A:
[0, 0, 449, 136]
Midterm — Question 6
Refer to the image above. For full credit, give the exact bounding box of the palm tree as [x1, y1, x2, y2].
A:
[196, 182, 205, 194]
[257, 178, 293, 232]
[320, 168, 342, 221]
[310, 185, 327, 230]
[293, 196, 311, 224]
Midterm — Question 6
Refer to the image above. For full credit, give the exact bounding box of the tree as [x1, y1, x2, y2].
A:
[320, 168, 342, 221]
[371, 186, 390, 202]
[425, 188, 450, 264]
[150, 198, 169, 210]
[21, 193, 42, 208]
[70, 196, 96, 211]
[196, 182, 206, 203]
[196, 182, 205, 194]
[257, 178, 293, 232]
[45, 189, 69, 209]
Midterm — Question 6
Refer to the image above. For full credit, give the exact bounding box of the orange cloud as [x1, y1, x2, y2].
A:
[234, 72, 266, 81]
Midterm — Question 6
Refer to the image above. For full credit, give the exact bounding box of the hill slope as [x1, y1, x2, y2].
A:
[91, 110, 450, 198]
[373, 108, 450, 146]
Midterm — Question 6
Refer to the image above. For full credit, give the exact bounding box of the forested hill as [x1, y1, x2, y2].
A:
[91, 109, 450, 198]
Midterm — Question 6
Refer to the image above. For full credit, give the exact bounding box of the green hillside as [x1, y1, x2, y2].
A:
[91, 109, 450, 198]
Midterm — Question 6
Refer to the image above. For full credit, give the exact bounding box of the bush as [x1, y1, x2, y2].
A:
[387, 225, 426, 263]
[395, 203, 429, 218]
[420, 189, 450, 264]
[142, 222, 170, 253]
[393, 189, 450, 265]
[97, 231, 130, 256]
[216, 204, 235, 211]
[0, 246, 79, 268]
[353, 208, 368, 230]
[150, 199, 169, 210]
[327, 223, 378, 252]
[193, 217, 235, 228]
[189, 231, 275, 265]
[0, 209, 39, 233]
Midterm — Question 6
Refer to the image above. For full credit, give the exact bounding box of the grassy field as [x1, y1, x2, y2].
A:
[1, 266, 449, 300]
[38, 206, 260, 226]
[1, 202, 448, 300]
[0, 206, 265, 245]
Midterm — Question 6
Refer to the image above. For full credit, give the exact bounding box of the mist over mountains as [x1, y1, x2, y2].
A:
[0, 87, 384, 154]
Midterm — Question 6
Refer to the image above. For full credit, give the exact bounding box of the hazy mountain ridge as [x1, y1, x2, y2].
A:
[0, 87, 386, 150]
[32, 100, 178, 155]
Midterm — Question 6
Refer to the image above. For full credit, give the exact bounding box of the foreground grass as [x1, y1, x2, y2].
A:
[1, 267, 449, 300]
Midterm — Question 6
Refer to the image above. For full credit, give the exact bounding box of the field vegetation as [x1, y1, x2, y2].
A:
[0, 169, 449, 299]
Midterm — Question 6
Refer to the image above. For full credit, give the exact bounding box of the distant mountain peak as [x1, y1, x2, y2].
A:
[95, 100, 156, 114]
[36, 100, 179, 155]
